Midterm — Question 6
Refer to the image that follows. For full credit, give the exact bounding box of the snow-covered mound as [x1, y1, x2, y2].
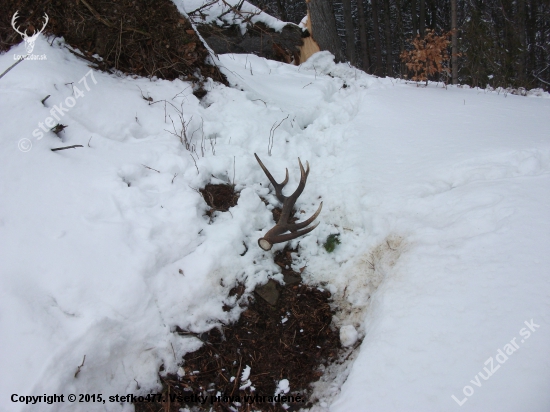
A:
[1, 34, 550, 412]
[175, 0, 289, 32]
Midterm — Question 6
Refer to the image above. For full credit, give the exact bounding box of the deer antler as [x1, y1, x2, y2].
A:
[255, 153, 322, 251]
[11, 11, 48, 38]
[37, 13, 49, 36]
[11, 11, 27, 37]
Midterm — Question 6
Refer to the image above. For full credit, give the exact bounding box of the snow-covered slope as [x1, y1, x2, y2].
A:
[1, 36, 549, 412]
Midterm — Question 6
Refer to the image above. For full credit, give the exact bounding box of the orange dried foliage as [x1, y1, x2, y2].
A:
[400, 29, 451, 85]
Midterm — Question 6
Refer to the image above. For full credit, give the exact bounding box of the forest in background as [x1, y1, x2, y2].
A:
[249, 0, 550, 90]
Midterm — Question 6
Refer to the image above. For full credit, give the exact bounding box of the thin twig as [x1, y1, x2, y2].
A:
[267, 114, 289, 156]
[189, 153, 199, 175]
[186, 0, 220, 16]
[170, 342, 177, 362]
[74, 355, 86, 378]
[141, 164, 161, 173]
[51, 145, 84, 152]
[230, 358, 242, 397]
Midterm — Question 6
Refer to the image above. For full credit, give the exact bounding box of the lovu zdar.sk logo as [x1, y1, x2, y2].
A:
[11, 11, 48, 59]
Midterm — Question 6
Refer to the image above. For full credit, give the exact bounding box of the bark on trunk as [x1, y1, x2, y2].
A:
[307, 0, 345, 62]
[526, 0, 537, 77]
[395, 0, 405, 77]
[411, 0, 418, 36]
[383, 0, 393, 77]
[419, 0, 425, 36]
[357, 0, 371, 72]
[276, 0, 288, 22]
[371, 0, 383, 75]
[517, 0, 527, 84]
[451, 0, 458, 84]
[429, 0, 437, 29]
[342, 0, 356, 64]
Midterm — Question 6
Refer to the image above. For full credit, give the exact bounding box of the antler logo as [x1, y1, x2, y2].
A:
[11, 11, 49, 54]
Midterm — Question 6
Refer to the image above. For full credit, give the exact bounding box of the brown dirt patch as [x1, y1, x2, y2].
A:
[274, 247, 303, 285]
[270, 205, 299, 225]
[0, 0, 226, 83]
[200, 183, 239, 216]
[135, 283, 339, 411]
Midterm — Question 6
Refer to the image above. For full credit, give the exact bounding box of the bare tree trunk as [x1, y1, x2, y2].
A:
[371, 0, 384, 75]
[357, 0, 371, 72]
[395, 0, 405, 77]
[517, 0, 527, 85]
[307, 0, 345, 62]
[411, 0, 418, 36]
[383, 0, 393, 76]
[342, 0, 356, 64]
[276, 0, 288, 21]
[419, 0, 425, 36]
[451, 0, 458, 84]
[526, 0, 537, 77]
[429, 0, 436, 29]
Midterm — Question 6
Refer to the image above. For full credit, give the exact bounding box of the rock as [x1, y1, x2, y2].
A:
[255, 279, 280, 305]
[283, 272, 302, 285]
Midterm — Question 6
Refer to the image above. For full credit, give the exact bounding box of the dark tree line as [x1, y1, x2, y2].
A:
[248, 0, 550, 90]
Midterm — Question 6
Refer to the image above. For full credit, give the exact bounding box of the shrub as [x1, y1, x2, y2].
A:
[400, 29, 451, 85]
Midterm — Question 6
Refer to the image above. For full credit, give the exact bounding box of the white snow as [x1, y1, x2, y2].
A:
[239, 365, 253, 391]
[275, 379, 290, 396]
[175, 0, 289, 33]
[339, 325, 358, 347]
[298, 15, 308, 30]
[1, 32, 550, 412]
[241, 365, 251, 382]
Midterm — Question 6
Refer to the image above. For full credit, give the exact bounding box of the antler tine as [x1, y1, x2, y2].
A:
[291, 158, 310, 201]
[264, 220, 321, 246]
[286, 201, 323, 232]
[38, 13, 49, 34]
[11, 11, 26, 37]
[256, 154, 322, 251]
[254, 153, 288, 203]
[278, 157, 310, 223]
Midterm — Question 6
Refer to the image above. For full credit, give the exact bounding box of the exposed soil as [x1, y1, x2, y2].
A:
[273, 246, 303, 285]
[0, 0, 226, 83]
[134, 283, 340, 412]
[135, 181, 341, 411]
[200, 183, 239, 217]
[270, 204, 298, 225]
